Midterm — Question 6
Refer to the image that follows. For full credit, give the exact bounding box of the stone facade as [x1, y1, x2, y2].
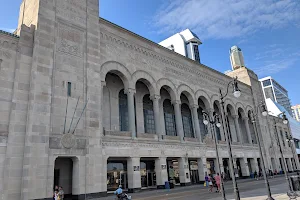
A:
[0, 0, 298, 199]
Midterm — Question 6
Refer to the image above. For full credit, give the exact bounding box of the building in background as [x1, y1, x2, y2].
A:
[229, 45, 245, 70]
[159, 29, 202, 63]
[266, 99, 300, 159]
[292, 105, 300, 122]
[259, 76, 293, 115]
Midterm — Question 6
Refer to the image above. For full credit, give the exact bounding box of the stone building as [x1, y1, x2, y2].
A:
[0, 0, 298, 199]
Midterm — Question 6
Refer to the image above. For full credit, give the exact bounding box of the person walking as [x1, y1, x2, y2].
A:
[205, 173, 209, 187]
[208, 174, 214, 192]
[58, 186, 64, 200]
[53, 186, 59, 200]
[254, 170, 258, 180]
[214, 173, 221, 193]
[54, 189, 60, 200]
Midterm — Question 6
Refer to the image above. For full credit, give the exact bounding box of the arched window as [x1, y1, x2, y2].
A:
[198, 107, 208, 139]
[248, 112, 257, 144]
[119, 89, 128, 131]
[215, 125, 221, 141]
[163, 99, 177, 136]
[181, 103, 194, 138]
[143, 94, 155, 133]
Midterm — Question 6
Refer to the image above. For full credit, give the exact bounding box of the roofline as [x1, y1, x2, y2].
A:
[0, 30, 20, 38]
[99, 17, 251, 89]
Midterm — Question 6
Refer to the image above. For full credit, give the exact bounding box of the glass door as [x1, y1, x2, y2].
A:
[120, 171, 128, 190]
[147, 171, 156, 187]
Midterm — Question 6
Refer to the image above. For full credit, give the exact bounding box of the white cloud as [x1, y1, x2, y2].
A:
[153, 0, 300, 39]
[252, 58, 296, 76]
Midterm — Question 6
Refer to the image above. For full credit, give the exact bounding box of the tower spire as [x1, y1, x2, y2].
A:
[230, 45, 245, 70]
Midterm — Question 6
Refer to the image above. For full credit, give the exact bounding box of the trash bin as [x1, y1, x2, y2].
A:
[290, 176, 300, 191]
[250, 172, 254, 179]
[165, 181, 170, 190]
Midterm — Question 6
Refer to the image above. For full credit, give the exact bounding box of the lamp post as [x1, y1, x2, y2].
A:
[250, 103, 274, 200]
[272, 112, 296, 197]
[203, 111, 226, 200]
[219, 77, 241, 200]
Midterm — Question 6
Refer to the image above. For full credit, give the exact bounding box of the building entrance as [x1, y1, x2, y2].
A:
[107, 159, 128, 191]
[167, 159, 180, 185]
[206, 159, 216, 175]
[189, 160, 199, 184]
[54, 157, 74, 200]
[140, 160, 156, 188]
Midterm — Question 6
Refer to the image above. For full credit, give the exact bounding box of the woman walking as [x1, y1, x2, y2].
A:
[208, 174, 214, 192]
[215, 173, 221, 193]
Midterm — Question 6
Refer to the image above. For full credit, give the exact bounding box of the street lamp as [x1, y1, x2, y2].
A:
[219, 77, 241, 200]
[250, 103, 274, 200]
[272, 112, 297, 198]
[203, 111, 226, 200]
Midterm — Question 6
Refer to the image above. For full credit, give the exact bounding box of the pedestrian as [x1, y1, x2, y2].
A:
[254, 170, 258, 180]
[208, 174, 213, 192]
[54, 189, 60, 200]
[53, 186, 59, 200]
[215, 173, 221, 193]
[59, 186, 64, 200]
[205, 173, 209, 187]
[274, 169, 278, 175]
[221, 172, 225, 181]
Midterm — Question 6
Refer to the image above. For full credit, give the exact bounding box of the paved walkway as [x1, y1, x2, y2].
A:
[96, 175, 298, 200]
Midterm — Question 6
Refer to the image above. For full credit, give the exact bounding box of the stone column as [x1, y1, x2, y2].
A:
[151, 95, 161, 140]
[155, 157, 168, 188]
[215, 157, 224, 174]
[191, 104, 201, 142]
[173, 100, 184, 141]
[127, 157, 141, 193]
[198, 158, 207, 182]
[243, 117, 253, 144]
[233, 115, 242, 143]
[126, 88, 136, 138]
[208, 109, 215, 138]
[178, 157, 191, 186]
[240, 158, 250, 177]
[250, 158, 259, 173]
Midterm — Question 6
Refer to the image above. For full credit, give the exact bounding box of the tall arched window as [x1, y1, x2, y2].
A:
[119, 89, 128, 131]
[248, 112, 257, 144]
[198, 107, 208, 140]
[181, 103, 194, 138]
[143, 94, 155, 133]
[163, 99, 177, 136]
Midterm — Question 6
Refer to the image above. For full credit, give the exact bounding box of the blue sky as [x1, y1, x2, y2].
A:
[1, 0, 300, 105]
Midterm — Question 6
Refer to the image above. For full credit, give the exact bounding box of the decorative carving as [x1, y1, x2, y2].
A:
[56, 0, 86, 26]
[61, 133, 76, 149]
[57, 23, 84, 57]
